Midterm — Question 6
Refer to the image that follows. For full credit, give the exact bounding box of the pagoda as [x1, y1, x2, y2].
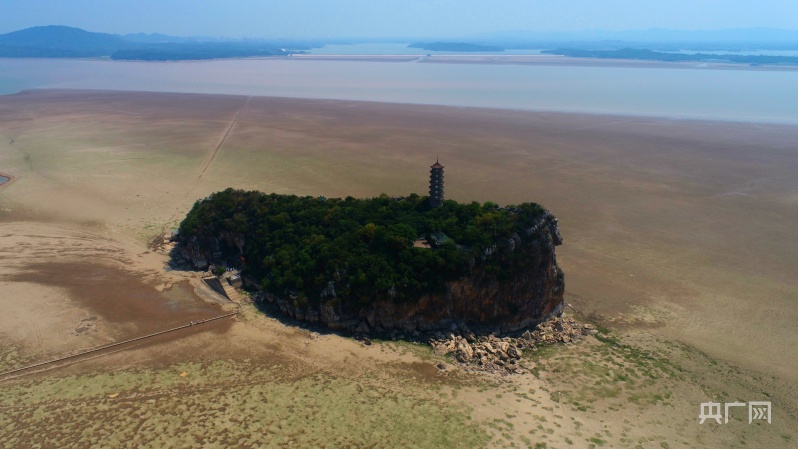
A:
[429, 158, 444, 208]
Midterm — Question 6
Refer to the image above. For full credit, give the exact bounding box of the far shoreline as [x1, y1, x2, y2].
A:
[5, 87, 798, 127]
[4, 53, 798, 72]
[2, 55, 796, 124]
[290, 53, 798, 72]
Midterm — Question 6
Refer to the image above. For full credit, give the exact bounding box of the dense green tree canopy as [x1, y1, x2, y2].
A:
[180, 189, 546, 308]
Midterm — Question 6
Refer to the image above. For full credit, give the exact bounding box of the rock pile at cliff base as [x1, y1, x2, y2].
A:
[430, 312, 597, 374]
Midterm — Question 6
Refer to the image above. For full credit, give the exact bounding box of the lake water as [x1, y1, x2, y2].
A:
[0, 57, 797, 124]
[309, 43, 798, 57]
[307, 43, 544, 55]
[0, 176, 9, 186]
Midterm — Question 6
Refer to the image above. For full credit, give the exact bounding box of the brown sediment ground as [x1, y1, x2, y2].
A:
[0, 221, 232, 361]
[0, 89, 796, 448]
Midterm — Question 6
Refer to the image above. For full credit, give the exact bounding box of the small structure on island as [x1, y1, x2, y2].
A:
[429, 157, 444, 208]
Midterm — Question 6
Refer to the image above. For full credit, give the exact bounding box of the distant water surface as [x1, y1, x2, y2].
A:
[307, 44, 798, 57]
[0, 176, 9, 186]
[307, 43, 543, 55]
[0, 58, 797, 124]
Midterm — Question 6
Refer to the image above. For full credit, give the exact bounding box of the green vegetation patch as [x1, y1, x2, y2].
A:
[518, 334, 683, 413]
[180, 189, 547, 308]
[0, 345, 31, 373]
[0, 360, 489, 449]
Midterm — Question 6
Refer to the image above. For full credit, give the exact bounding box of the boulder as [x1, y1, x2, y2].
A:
[522, 330, 533, 341]
[496, 341, 510, 353]
[456, 339, 474, 360]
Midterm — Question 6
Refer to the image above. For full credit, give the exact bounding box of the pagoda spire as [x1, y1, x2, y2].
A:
[429, 158, 444, 208]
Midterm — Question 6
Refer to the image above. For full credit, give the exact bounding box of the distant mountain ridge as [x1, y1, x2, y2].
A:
[0, 25, 129, 57]
[3, 25, 797, 60]
[0, 25, 298, 60]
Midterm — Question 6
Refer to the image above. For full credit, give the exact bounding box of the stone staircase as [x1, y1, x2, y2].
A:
[202, 275, 245, 304]
[220, 281, 244, 303]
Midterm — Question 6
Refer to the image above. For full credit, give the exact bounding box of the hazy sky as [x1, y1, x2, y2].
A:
[1, 0, 796, 38]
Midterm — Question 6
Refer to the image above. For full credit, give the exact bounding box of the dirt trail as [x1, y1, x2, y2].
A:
[0, 312, 237, 380]
[197, 95, 250, 181]
[159, 95, 251, 232]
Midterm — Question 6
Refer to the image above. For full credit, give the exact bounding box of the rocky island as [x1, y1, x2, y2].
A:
[176, 187, 564, 336]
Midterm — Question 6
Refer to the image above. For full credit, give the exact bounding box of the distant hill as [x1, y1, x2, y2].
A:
[0, 25, 296, 60]
[111, 42, 287, 61]
[542, 48, 798, 65]
[0, 25, 128, 57]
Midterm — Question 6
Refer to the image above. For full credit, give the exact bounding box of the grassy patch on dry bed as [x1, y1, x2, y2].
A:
[509, 330, 797, 449]
[0, 345, 30, 373]
[0, 360, 489, 449]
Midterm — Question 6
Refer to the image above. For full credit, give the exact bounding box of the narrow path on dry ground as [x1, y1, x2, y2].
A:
[161, 95, 252, 232]
[0, 312, 238, 381]
[196, 96, 251, 181]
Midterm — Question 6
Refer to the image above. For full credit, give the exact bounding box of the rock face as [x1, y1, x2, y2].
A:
[179, 212, 564, 335]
